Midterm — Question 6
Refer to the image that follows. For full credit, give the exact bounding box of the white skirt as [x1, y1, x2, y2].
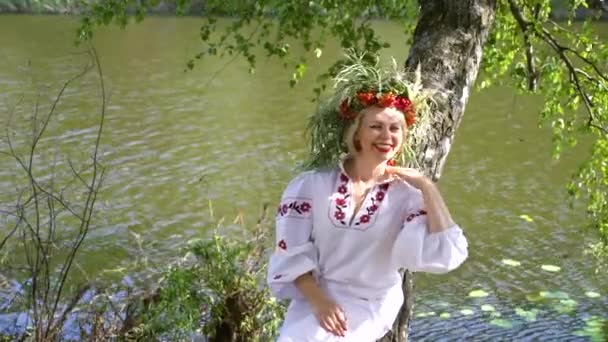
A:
[276, 283, 403, 342]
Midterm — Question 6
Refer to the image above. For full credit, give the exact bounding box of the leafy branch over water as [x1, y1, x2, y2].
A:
[77, 0, 608, 266]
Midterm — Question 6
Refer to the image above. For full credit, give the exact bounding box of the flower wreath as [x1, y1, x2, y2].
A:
[301, 50, 436, 170]
[339, 90, 417, 127]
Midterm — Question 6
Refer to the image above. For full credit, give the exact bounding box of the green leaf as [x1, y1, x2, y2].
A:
[459, 308, 475, 316]
[539, 291, 569, 299]
[415, 311, 436, 318]
[585, 291, 601, 298]
[481, 304, 496, 312]
[541, 264, 561, 272]
[519, 214, 534, 222]
[314, 48, 322, 58]
[468, 289, 489, 298]
[501, 259, 521, 267]
[489, 319, 514, 329]
[515, 307, 538, 322]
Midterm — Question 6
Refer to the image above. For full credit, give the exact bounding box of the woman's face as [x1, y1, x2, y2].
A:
[354, 106, 405, 162]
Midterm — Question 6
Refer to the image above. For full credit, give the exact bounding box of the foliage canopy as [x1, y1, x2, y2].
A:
[79, 0, 607, 261]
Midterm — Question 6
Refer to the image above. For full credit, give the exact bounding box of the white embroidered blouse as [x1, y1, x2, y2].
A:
[267, 163, 468, 302]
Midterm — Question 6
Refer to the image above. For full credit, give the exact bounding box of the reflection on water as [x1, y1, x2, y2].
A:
[0, 15, 606, 340]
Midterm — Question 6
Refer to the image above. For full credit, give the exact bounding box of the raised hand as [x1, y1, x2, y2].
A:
[385, 166, 431, 190]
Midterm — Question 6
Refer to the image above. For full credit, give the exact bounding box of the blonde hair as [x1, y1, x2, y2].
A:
[343, 107, 407, 156]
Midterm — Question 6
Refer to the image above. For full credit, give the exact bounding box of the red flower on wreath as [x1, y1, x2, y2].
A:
[375, 191, 385, 202]
[357, 92, 377, 106]
[339, 100, 356, 120]
[394, 97, 412, 112]
[338, 185, 348, 194]
[340, 173, 349, 182]
[405, 108, 416, 127]
[337, 89, 418, 127]
[335, 198, 346, 206]
[378, 92, 397, 107]
[334, 211, 346, 220]
[359, 214, 370, 223]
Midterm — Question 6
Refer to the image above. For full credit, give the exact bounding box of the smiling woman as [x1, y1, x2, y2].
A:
[266, 52, 468, 341]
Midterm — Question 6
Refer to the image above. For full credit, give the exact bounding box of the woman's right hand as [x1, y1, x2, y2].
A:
[310, 296, 348, 337]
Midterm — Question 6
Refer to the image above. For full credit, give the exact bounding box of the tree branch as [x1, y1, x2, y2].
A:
[508, 0, 538, 91]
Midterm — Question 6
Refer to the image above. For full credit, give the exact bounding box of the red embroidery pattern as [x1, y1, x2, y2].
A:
[405, 209, 427, 222]
[331, 172, 391, 228]
[333, 173, 350, 225]
[278, 239, 287, 250]
[354, 183, 390, 226]
[277, 199, 312, 217]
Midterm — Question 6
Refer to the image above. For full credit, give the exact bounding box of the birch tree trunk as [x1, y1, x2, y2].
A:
[378, 1, 497, 341]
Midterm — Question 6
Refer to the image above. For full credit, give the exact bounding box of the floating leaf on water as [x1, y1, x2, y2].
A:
[459, 308, 475, 316]
[585, 291, 601, 298]
[515, 307, 538, 322]
[439, 312, 451, 319]
[525, 293, 543, 302]
[501, 259, 521, 267]
[573, 316, 608, 341]
[554, 299, 578, 314]
[539, 291, 569, 299]
[519, 214, 534, 222]
[489, 318, 514, 329]
[555, 304, 576, 314]
[415, 311, 436, 318]
[541, 264, 561, 272]
[469, 289, 489, 298]
[559, 299, 577, 306]
[481, 304, 496, 312]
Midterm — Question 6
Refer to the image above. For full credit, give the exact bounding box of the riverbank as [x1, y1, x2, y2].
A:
[0, 0, 205, 15]
[1, 0, 607, 20]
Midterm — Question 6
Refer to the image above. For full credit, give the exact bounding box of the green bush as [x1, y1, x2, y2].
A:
[138, 221, 285, 341]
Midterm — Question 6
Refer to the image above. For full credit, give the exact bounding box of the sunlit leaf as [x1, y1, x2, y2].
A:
[469, 289, 489, 298]
[515, 307, 538, 322]
[585, 291, 601, 298]
[559, 299, 577, 306]
[415, 311, 436, 318]
[541, 264, 561, 272]
[519, 214, 534, 222]
[481, 304, 496, 312]
[439, 312, 451, 319]
[539, 291, 569, 299]
[489, 318, 514, 328]
[550, 298, 577, 314]
[459, 308, 475, 316]
[501, 259, 521, 267]
[314, 48, 322, 58]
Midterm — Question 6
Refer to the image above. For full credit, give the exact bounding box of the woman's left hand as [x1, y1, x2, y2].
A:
[386, 166, 432, 191]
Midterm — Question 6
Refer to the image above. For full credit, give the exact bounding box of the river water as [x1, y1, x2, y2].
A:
[0, 15, 606, 340]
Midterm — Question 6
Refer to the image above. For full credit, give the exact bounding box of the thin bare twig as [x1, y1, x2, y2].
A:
[48, 44, 107, 335]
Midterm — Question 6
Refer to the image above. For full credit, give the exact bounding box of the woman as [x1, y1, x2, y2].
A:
[267, 53, 468, 341]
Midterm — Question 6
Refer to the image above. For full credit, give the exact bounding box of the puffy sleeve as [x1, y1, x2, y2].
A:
[267, 172, 318, 300]
[391, 188, 468, 274]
